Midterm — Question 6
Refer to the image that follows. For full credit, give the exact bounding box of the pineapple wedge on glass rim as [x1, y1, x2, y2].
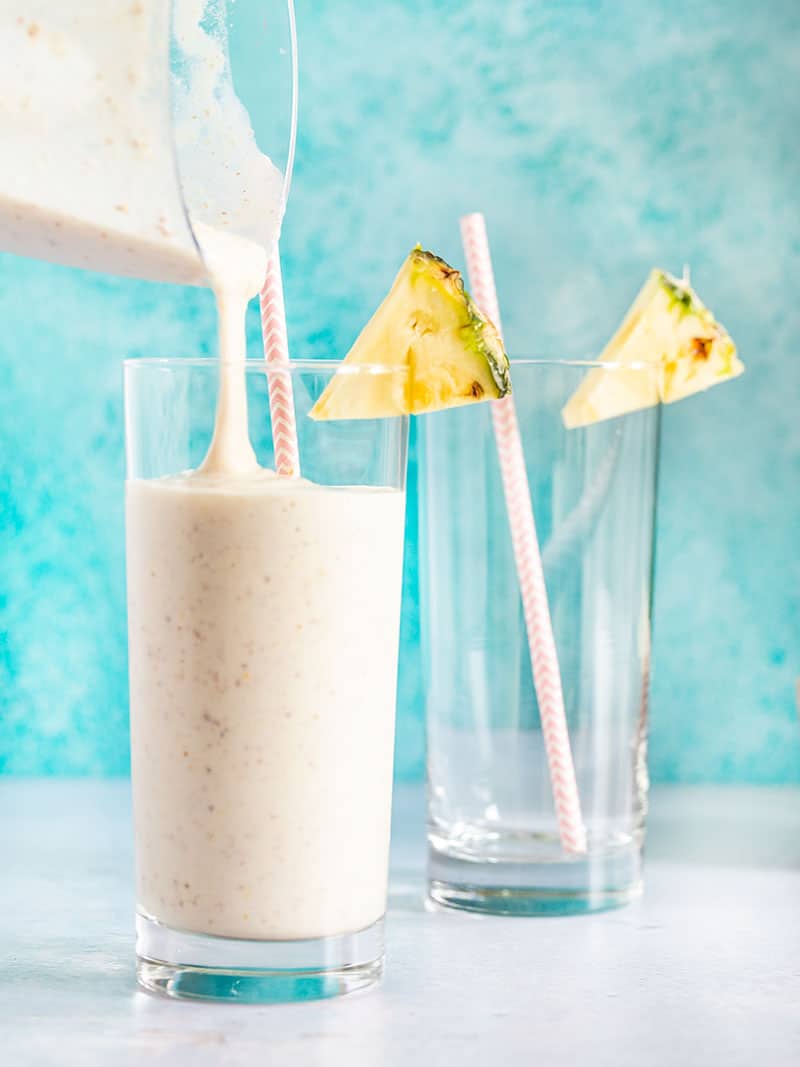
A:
[310, 247, 511, 420]
[562, 268, 743, 429]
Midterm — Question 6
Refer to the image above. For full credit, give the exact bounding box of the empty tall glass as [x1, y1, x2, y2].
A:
[419, 361, 659, 915]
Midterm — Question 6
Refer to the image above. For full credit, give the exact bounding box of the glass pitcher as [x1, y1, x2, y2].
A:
[0, 0, 296, 284]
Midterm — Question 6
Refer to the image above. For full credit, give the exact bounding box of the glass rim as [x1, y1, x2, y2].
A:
[509, 357, 655, 371]
[124, 356, 655, 373]
[124, 357, 409, 376]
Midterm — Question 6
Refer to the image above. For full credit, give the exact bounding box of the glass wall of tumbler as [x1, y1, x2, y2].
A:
[419, 360, 660, 915]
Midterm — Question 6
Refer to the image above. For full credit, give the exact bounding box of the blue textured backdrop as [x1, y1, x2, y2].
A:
[1, 0, 798, 780]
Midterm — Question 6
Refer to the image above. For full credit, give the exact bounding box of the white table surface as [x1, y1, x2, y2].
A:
[1, 780, 798, 1066]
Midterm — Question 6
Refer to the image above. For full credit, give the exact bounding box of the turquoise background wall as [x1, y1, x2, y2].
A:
[1, 0, 798, 780]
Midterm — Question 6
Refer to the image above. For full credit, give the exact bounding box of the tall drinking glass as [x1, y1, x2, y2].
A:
[419, 361, 659, 915]
[125, 358, 408, 1001]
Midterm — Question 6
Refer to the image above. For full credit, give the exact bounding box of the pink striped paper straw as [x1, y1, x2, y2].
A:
[460, 212, 587, 854]
[260, 249, 300, 478]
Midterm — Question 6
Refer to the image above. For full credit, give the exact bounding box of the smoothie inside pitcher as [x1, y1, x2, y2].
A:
[0, 0, 285, 286]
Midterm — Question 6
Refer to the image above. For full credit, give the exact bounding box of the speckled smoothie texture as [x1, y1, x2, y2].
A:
[127, 472, 405, 940]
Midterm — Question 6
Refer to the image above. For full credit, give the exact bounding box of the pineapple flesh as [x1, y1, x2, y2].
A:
[310, 247, 511, 420]
[562, 269, 743, 429]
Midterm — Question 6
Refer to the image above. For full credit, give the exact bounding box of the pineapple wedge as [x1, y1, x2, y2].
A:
[310, 247, 511, 420]
[562, 269, 743, 428]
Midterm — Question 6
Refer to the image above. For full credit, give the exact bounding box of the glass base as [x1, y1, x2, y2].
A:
[136, 913, 384, 1003]
[428, 831, 643, 916]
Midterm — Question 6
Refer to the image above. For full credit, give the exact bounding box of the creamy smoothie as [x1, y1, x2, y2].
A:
[127, 472, 405, 940]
